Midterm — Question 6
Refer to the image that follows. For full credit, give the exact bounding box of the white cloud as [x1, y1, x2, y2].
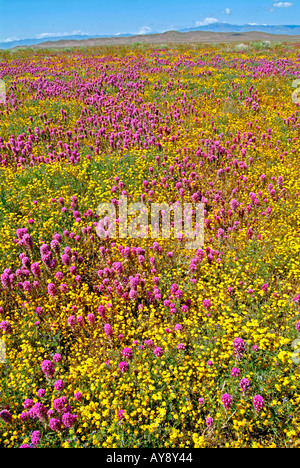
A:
[195, 18, 219, 27]
[273, 2, 293, 7]
[137, 26, 152, 35]
[35, 30, 88, 39]
[223, 8, 232, 15]
[2, 36, 19, 42]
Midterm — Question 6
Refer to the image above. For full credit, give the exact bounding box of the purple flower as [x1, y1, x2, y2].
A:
[253, 395, 264, 412]
[31, 430, 41, 447]
[49, 418, 61, 431]
[54, 379, 64, 391]
[41, 359, 55, 377]
[153, 347, 163, 357]
[239, 378, 251, 393]
[0, 410, 12, 423]
[23, 399, 34, 409]
[231, 367, 241, 377]
[206, 416, 213, 428]
[47, 283, 57, 297]
[37, 389, 46, 398]
[122, 347, 133, 359]
[32, 402, 47, 420]
[0, 320, 12, 333]
[221, 393, 232, 411]
[119, 361, 129, 373]
[62, 412, 78, 428]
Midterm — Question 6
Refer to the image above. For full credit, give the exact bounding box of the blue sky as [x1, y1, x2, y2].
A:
[0, 0, 299, 42]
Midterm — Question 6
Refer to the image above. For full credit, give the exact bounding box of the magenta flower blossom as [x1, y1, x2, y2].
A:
[47, 283, 57, 297]
[32, 402, 47, 420]
[53, 396, 67, 412]
[0, 320, 12, 333]
[41, 359, 55, 377]
[53, 353, 62, 363]
[49, 418, 62, 432]
[296, 321, 300, 333]
[178, 343, 185, 350]
[122, 347, 133, 359]
[37, 389, 46, 398]
[239, 378, 251, 393]
[20, 412, 29, 422]
[119, 361, 129, 373]
[62, 412, 78, 429]
[74, 392, 82, 401]
[118, 409, 126, 419]
[31, 430, 41, 447]
[198, 398, 205, 406]
[253, 395, 264, 412]
[232, 337, 245, 358]
[174, 324, 183, 332]
[153, 346, 163, 357]
[0, 410, 12, 424]
[206, 416, 214, 428]
[54, 379, 65, 391]
[104, 323, 113, 338]
[144, 339, 154, 348]
[67, 315, 76, 328]
[230, 199, 239, 210]
[231, 367, 241, 377]
[221, 393, 232, 411]
[23, 399, 34, 409]
[207, 360, 213, 367]
[203, 299, 211, 310]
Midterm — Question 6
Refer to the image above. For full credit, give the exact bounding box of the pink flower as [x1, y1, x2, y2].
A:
[207, 360, 213, 367]
[221, 393, 232, 411]
[87, 313, 95, 324]
[47, 283, 57, 297]
[54, 380, 64, 391]
[118, 409, 126, 419]
[231, 367, 241, 377]
[153, 347, 163, 357]
[31, 430, 40, 447]
[119, 361, 129, 373]
[239, 378, 251, 393]
[67, 315, 76, 328]
[0, 410, 12, 424]
[203, 299, 211, 310]
[53, 353, 62, 363]
[296, 321, 300, 333]
[104, 323, 113, 338]
[62, 412, 78, 428]
[0, 320, 12, 333]
[253, 395, 264, 412]
[74, 392, 82, 401]
[206, 416, 213, 428]
[23, 399, 34, 409]
[49, 418, 61, 431]
[198, 397, 205, 406]
[122, 347, 133, 359]
[41, 360, 55, 377]
[37, 389, 46, 398]
[178, 343, 185, 350]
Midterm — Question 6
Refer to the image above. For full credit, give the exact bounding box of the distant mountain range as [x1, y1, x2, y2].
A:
[1, 23, 300, 49]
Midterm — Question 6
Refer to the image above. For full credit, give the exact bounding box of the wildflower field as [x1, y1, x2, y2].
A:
[0, 42, 300, 448]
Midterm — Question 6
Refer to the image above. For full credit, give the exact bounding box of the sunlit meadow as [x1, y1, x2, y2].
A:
[0, 42, 300, 448]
